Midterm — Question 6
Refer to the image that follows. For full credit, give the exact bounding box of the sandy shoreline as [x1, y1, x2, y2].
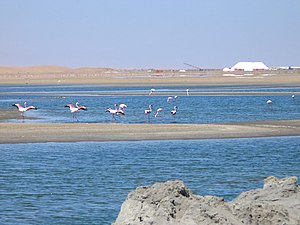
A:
[1, 120, 300, 144]
[1, 67, 300, 86]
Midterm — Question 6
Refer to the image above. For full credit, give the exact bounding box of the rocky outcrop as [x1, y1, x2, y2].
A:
[113, 176, 300, 225]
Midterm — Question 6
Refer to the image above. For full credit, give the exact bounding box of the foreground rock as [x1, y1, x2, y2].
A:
[113, 176, 300, 225]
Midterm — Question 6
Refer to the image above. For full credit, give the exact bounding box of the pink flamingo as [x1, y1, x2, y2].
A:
[171, 106, 178, 118]
[144, 104, 153, 122]
[65, 102, 87, 122]
[145, 104, 153, 114]
[106, 104, 125, 121]
[149, 89, 156, 95]
[106, 108, 118, 121]
[114, 104, 126, 116]
[119, 103, 127, 112]
[155, 108, 163, 118]
[12, 102, 37, 120]
[167, 97, 172, 103]
[266, 100, 272, 104]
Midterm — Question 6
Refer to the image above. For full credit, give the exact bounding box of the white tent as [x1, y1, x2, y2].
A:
[223, 62, 269, 72]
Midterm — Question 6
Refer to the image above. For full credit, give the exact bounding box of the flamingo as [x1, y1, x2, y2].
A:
[106, 108, 118, 121]
[174, 96, 178, 101]
[171, 106, 178, 118]
[167, 97, 172, 103]
[149, 88, 156, 95]
[155, 108, 163, 118]
[144, 104, 153, 122]
[114, 104, 125, 115]
[65, 102, 87, 122]
[12, 102, 38, 120]
[106, 105, 125, 121]
[145, 104, 153, 114]
[119, 103, 127, 112]
[266, 100, 273, 109]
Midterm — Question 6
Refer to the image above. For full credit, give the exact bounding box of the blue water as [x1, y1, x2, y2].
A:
[0, 137, 299, 224]
[1, 84, 300, 123]
[1, 84, 300, 224]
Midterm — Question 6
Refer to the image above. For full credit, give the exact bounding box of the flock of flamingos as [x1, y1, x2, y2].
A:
[12, 89, 181, 122]
[12, 99, 178, 123]
[11, 88, 295, 122]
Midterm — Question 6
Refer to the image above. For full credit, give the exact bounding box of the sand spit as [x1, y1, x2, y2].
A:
[1, 120, 300, 144]
[113, 176, 300, 225]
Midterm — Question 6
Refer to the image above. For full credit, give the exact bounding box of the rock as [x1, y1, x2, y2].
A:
[113, 176, 300, 225]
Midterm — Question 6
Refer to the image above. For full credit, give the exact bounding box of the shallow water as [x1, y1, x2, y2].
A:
[0, 137, 299, 224]
[1, 84, 299, 123]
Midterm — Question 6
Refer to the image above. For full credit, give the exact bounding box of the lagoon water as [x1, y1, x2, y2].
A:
[0, 138, 299, 224]
[1, 84, 300, 224]
[1, 84, 300, 123]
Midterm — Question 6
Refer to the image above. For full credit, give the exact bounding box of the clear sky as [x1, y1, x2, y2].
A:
[1, 0, 299, 69]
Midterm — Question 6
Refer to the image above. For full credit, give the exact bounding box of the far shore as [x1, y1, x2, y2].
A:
[1, 66, 300, 86]
[1, 120, 300, 144]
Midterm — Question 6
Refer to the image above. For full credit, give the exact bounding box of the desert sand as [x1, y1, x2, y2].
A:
[1, 66, 300, 86]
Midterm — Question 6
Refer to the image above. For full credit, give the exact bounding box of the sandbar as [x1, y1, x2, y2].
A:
[1, 120, 300, 144]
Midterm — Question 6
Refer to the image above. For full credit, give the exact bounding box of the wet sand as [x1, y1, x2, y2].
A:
[1, 120, 300, 144]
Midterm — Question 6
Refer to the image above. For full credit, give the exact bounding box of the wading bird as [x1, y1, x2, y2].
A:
[266, 100, 273, 109]
[12, 102, 38, 120]
[106, 104, 125, 121]
[149, 89, 156, 95]
[266, 100, 273, 105]
[171, 106, 178, 119]
[65, 102, 87, 122]
[186, 89, 190, 95]
[119, 103, 127, 112]
[144, 104, 153, 122]
[155, 108, 163, 118]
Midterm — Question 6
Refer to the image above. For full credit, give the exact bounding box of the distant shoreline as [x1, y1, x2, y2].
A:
[0, 66, 300, 86]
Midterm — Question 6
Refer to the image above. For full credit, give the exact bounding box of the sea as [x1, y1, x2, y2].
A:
[0, 84, 300, 224]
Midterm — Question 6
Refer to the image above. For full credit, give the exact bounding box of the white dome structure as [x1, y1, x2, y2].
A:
[223, 62, 269, 72]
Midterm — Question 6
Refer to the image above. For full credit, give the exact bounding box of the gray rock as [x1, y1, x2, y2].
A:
[113, 176, 300, 225]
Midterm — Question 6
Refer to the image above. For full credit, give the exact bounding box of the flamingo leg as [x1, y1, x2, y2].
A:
[75, 113, 79, 122]
[147, 114, 151, 123]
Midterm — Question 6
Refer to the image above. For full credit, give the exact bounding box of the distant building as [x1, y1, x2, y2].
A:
[223, 62, 269, 72]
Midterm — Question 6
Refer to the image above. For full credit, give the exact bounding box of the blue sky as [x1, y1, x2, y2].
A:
[1, 0, 299, 69]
